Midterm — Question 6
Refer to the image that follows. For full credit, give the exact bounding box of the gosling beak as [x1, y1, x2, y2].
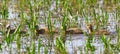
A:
[0, 23, 2, 25]
[6, 24, 10, 28]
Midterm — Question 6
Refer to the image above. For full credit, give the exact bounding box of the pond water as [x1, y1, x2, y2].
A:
[0, 0, 120, 54]
[0, 34, 118, 54]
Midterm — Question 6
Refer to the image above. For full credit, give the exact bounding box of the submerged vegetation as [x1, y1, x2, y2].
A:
[0, 0, 120, 54]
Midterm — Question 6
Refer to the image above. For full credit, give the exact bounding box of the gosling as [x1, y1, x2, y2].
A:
[6, 25, 26, 34]
[66, 28, 83, 34]
[35, 25, 58, 35]
[86, 24, 110, 35]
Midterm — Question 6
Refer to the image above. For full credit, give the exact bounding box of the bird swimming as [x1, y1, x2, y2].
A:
[86, 24, 110, 35]
[5, 24, 26, 34]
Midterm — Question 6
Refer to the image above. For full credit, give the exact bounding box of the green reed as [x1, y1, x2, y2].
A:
[5, 29, 10, 46]
[16, 34, 20, 54]
[24, 2, 39, 54]
[44, 46, 48, 54]
[110, 26, 120, 54]
[1, 0, 8, 19]
[102, 12, 109, 26]
[5, 24, 21, 54]
[79, 0, 84, 15]
[85, 34, 95, 54]
[28, 0, 38, 39]
[38, 38, 41, 54]
[55, 0, 58, 9]
[12, 24, 21, 54]
[47, 11, 55, 53]
[47, 11, 54, 35]
[83, 12, 89, 24]
[31, 41, 35, 54]
[1, 0, 8, 35]
[104, 0, 113, 6]
[115, 25, 120, 52]
[116, 25, 120, 43]
[101, 35, 110, 48]
[26, 46, 31, 54]
[60, 14, 68, 44]
[0, 0, 119, 54]
[0, 43, 2, 51]
[101, 34, 113, 54]
[19, 0, 30, 37]
[86, 0, 97, 7]
[43, 0, 51, 11]
[53, 13, 68, 53]
[19, 0, 26, 32]
[33, 0, 41, 17]
[5, 24, 20, 46]
[93, 8, 101, 30]
[55, 36, 67, 54]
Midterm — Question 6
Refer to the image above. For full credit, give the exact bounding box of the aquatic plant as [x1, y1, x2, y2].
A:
[55, 36, 67, 54]
[38, 38, 41, 54]
[0, 0, 119, 54]
[101, 34, 113, 54]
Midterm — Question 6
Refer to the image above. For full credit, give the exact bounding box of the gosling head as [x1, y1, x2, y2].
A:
[86, 24, 92, 29]
[6, 24, 11, 30]
[86, 24, 93, 33]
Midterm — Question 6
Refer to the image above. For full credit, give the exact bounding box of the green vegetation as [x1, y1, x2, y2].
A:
[0, 0, 119, 54]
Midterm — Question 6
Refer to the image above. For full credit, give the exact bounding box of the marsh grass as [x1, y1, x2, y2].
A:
[55, 36, 67, 54]
[5, 29, 10, 46]
[101, 12, 109, 26]
[27, 0, 39, 40]
[0, 0, 120, 54]
[31, 41, 35, 54]
[16, 34, 20, 54]
[1, 0, 8, 37]
[116, 26, 120, 43]
[47, 11, 55, 53]
[1, 0, 8, 19]
[85, 33, 95, 54]
[0, 43, 2, 51]
[93, 8, 100, 30]
[101, 34, 113, 54]
[60, 14, 68, 44]
[38, 38, 41, 54]
[44, 45, 48, 54]
[55, 0, 59, 9]
[115, 25, 120, 52]
[26, 46, 31, 54]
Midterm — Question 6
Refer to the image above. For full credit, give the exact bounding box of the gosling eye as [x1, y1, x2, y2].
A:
[86, 25, 89, 27]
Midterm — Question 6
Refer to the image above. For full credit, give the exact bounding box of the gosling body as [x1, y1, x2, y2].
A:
[66, 28, 83, 34]
[6, 25, 26, 34]
[86, 24, 110, 35]
[35, 25, 58, 35]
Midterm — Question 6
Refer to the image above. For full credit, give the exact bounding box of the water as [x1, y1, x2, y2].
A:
[0, 0, 119, 54]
